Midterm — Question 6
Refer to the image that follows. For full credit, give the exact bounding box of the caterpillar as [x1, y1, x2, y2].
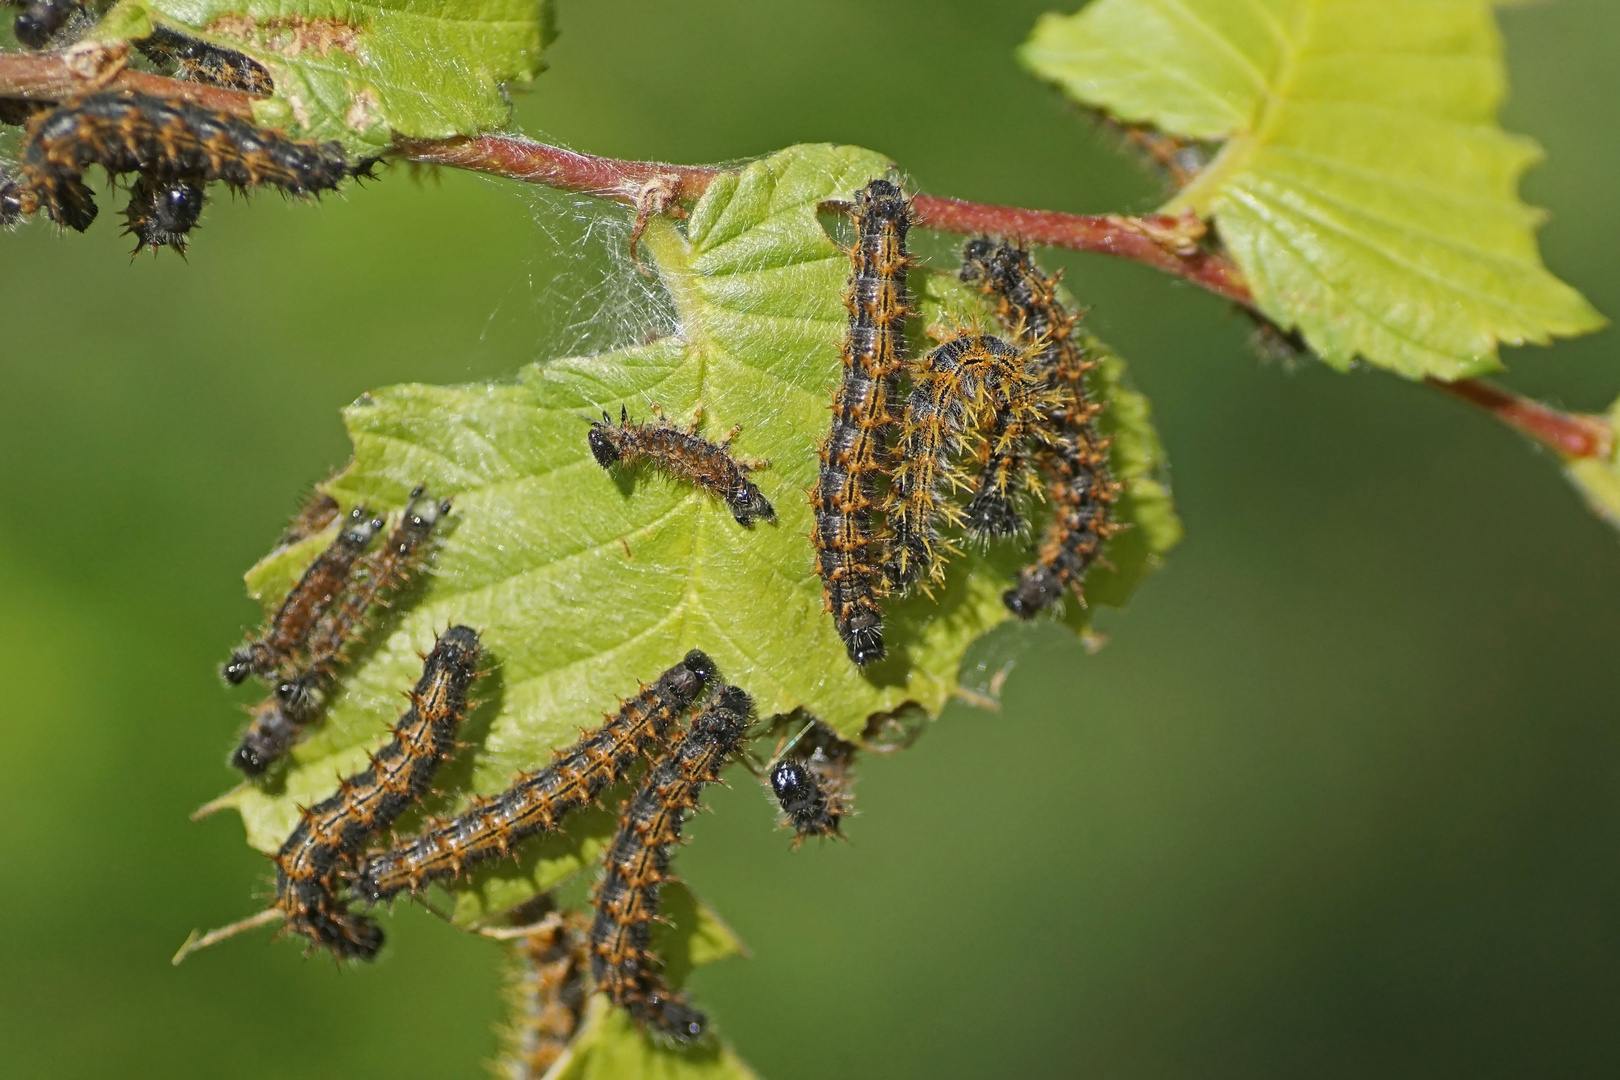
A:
[812, 178, 913, 666]
[959, 240, 1122, 617]
[272, 625, 482, 959]
[497, 907, 593, 1080]
[276, 491, 341, 550]
[19, 91, 351, 232]
[354, 649, 717, 904]
[223, 503, 384, 686]
[231, 490, 450, 776]
[121, 172, 205, 257]
[11, 0, 84, 50]
[765, 715, 856, 845]
[0, 167, 37, 228]
[135, 26, 276, 96]
[589, 684, 754, 1043]
[885, 332, 1039, 590]
[588, 406, 775, 527]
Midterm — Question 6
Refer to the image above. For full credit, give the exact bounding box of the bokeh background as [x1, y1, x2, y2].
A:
[4, 1, 1619, 1076]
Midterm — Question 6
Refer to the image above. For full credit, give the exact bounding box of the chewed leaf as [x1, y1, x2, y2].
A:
[95, 0, 551, 152]
[551, 996, 759, 1080]
[1019, 0, 1605, 380]
[211, 145, 1175, 920]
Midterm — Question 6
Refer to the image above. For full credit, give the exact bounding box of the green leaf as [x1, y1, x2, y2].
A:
[211, 143, 1176, 927]
[1562, 399, 1620, 533]
[551, 997, 760, 1080]
[1019, 0, 1606, 380]
[95, 0, 550, 152]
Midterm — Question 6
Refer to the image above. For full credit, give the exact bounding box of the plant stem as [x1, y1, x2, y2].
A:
[0, 56, 1609, 461]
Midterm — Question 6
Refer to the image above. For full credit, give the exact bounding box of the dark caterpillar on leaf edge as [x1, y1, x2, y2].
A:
[765, 715, 856, 845]
[135, 26, 275, 96]
[812, 178, 913, 666]
[272, 625, 482, 959]
[354, 649, 717, 903]
[589, 684, 754, 1044]
[589, 406, 774, 527]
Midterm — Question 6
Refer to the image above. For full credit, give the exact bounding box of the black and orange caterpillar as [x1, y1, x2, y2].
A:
[135, 26, 275, 96]
[354, 650, 717, 903]
[589, 684, 753, 1043]
[960, 240, 1122, 617]
[272, 625, 481, 959]
[813, 178, 913, 665]
[497, 904, 593, 1080]
[589, 406, 774, 526]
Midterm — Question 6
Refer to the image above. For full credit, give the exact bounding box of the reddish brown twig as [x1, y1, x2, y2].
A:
[2, 55, 1609, 461]
[1426, 377, 1613, 460]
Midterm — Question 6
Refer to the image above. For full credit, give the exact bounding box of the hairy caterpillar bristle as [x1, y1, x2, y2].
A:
[959, 240, 1123, 617]
[223, 504, 384, 687]
[589, 406, 775, 526]
[232, 488, 451, 776]
[135, 26, 275, 96]
[354, 649, 717, 903]
[495, 907, 593, 1080]
[812, 178, 914, 666]
[121, 172, 205, 257]
[885, 331, 1040, 590]
[272, 625, 482, 959]
[18, 91, 352, 232]
[765, 715, 856, 846]
[589, 685, 754, 1044]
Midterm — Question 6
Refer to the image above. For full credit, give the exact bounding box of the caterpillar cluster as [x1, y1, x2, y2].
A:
[589, 406, 774, 527]
[959, 239, 1122, 617]
[227, 487, 449, 775]
[272, 625, 482, 958]
[0, 89, 354, 255]
[812, 178, 913, 666]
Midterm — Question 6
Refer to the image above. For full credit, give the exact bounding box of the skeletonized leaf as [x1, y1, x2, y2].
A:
[95, 0, 551, 151]
[1019, 0, 1605, 380]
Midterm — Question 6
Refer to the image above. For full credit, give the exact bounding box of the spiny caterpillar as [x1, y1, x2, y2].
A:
[812, 178, 914, 666]
[765, 715, 857, 845]
[959, 240, 1122, 617]
[135, 27, 275, 96]
[276, 491, 341, 550]
[11, 0, 84, 50]
[18, 91, 350, 232]
[272, 625, 481, 959]
[354, 650, 717, 903]
[589, 685, 754, 1044]
[121, 172, 205, 257]
[885, 332, 1040, 590]
[497, 906, 593, 1080]
[589, 406, 775, 527]
[233, 490, 451, 776]
[223, 504, 384, 686]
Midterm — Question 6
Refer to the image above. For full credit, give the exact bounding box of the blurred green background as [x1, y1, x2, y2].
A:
[4, 1, 1619, 1076]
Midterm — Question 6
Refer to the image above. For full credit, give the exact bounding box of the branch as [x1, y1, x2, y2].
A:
[2, 55, 1609, 462]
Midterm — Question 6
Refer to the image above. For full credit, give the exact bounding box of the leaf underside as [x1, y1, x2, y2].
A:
[1019, 0, 1605, 380]
[211, 143, 1178, 1073]
[96, 0, 550, 151]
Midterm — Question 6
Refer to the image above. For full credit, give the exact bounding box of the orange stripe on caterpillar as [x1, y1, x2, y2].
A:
[812, 178, 914, 666]
[223, 504, 384, 686]
[233, 489, 452, 776]
[354, 649, 717, 903]
[885, 332, 1040, 590]
[497, 907, 593, 1080]
[589, 406, 774, 526]
[272, 625, 481, 959]
[135, 27, 275, 96]
[19, 91, 352, 232]
[959, 240, 1123, 616]
[589, 685, 754, 1044]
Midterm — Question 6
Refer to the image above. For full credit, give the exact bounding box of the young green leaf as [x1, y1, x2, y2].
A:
[208, 144, 1176, 931]
[94, 0, 552, 152]
[1019, 0, 1605, 380]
